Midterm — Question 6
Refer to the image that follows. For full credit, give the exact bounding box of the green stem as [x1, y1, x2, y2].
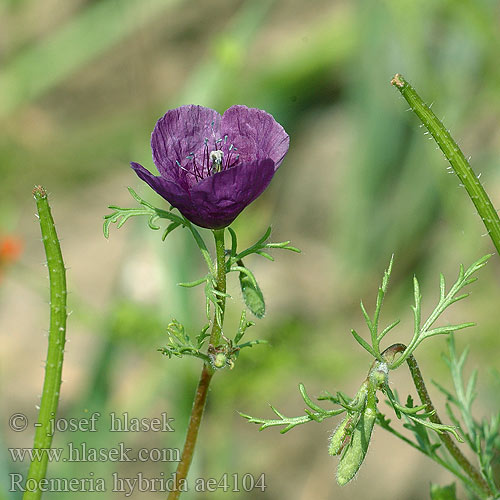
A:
[382, 344, 492, 499]
[167, 228, 227, 500]
[24, 187, 67, 500]
[391, 73, 500, 256]
[167, 365, 213, 499]
[209, 228, 227, 346]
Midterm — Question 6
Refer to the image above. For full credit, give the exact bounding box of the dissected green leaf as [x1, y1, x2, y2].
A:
[430, 483, 457, 500]
[234, 310, 255, 344]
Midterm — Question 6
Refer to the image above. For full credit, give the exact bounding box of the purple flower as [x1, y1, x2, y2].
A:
[131, 105, 289, 229]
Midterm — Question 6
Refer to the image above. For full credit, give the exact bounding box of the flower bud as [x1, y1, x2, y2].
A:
[212, 352, 228, 369]
[336, 406, 376, 486]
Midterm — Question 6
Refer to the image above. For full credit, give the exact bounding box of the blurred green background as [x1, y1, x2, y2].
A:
[1, 0, 500, 498]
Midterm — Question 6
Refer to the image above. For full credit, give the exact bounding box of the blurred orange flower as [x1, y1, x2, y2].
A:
[0, 236, 23, 281]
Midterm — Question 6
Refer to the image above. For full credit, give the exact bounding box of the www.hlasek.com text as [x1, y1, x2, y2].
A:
[9, 442, 180, 463]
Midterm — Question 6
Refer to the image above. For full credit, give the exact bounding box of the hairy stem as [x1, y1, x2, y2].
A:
[382, 344, 492, 498]
[167, 366, 213, 499]
[209, 228, 227, 346]
[168, 228, 226, 499]
[391, 73, 500, 256]
[24, 187, 67, 500]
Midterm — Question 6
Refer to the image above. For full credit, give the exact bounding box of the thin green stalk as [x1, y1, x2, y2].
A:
[209, 228, 227, 346]
[391, 73, 500, 256]
[382, 344, 492, 498]
[24, 187, 67, 500]
[168, 228, 227, 499]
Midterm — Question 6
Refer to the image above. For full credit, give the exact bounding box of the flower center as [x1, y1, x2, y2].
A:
[210, 150, 224, 173]
[176, 134, 240, 182]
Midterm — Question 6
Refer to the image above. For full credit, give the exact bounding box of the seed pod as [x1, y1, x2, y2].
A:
[329, 416, 354, 456]
[336, 406, 376, 486]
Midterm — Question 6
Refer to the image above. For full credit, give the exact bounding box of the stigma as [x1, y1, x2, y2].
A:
[210, 150, 224, 173]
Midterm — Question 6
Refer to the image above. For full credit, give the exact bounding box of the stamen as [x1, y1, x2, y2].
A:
[227, 154, 239, 169]
[187, 151, 201, 179]
[176, 136, 241, 182]
[204, 140, 209, 177]
[176, 160, 196, 178]
[224, 148, 233, 170]
[191, 155, 202, 181]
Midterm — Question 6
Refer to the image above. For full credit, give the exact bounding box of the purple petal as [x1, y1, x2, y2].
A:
[130, 162, 191, 206]
[221, 105, 289, 170]
[188, 158, 276, 229]
[151, 105, 221, 177]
